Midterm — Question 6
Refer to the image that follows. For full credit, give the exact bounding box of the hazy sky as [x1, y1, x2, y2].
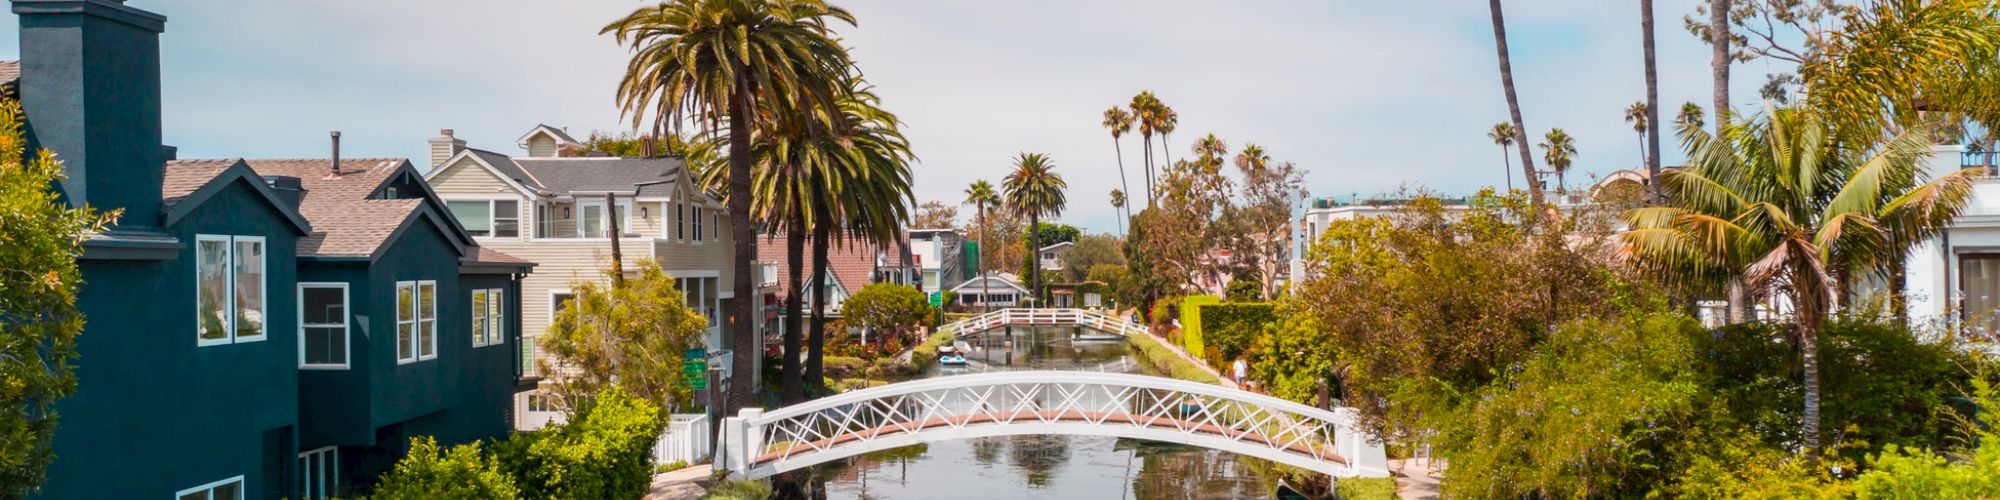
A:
[0, 0, 1785, 234]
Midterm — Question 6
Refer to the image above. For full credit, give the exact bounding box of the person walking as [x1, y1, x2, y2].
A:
[1232, 357, 1249, 388]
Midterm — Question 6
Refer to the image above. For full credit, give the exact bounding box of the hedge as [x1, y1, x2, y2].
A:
[1178, 295, 1222, 356]
[909, 329, 957, 372]
[368, 437, 518, 499]
[1200, 302, 1277, 366]
[1337, 477, 1398, 500]
[1128, 331, 1222, 385]
[493, 387, 662, 499]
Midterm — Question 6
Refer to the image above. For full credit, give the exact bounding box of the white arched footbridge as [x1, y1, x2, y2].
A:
[717, 371, 1389, 479]
[941, 308, 1146, 337]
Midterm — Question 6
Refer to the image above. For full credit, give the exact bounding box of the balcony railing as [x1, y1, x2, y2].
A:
[1964, 149, 1998, 177]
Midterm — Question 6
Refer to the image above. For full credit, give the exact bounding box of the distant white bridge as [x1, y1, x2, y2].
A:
[716, 371, 1390, 480]
[941, 308, 1147, 337]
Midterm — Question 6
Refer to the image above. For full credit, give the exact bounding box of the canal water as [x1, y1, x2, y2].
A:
[783, 326, 1293, 499]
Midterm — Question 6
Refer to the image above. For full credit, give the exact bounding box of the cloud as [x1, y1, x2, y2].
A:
[0, 0, 1776, 234]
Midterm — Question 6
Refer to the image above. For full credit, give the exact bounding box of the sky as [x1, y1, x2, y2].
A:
[0, 0, 1788, 234]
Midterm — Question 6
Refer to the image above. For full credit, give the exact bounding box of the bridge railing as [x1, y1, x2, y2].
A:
[941, 308, 1146, 337]
[718, 371, 1389, 479]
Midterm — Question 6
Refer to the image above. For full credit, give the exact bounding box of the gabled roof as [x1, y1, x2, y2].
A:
[1039, 241, 1074, 252]
[515, 124, 579, 149]
[184, 157, 476, 260]
[756, 232, 912, 297]
[160, 159, 312, 234]
[431, 148, 692, 200]
[951, 273, 1029, 295]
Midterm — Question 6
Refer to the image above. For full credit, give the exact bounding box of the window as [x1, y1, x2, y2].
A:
[692, 206, 704, 242]
[675, 201, 686, 240]
[299, 283, 348, 368]
[197, 235, 265, 346]
[711, 212, 719, 240]
[526, 391, 558, 412]
[472, 288, 505, 347]
[577, 200, 631, 238]
[521, 341, 538, 377]
[1964, 255, 2000, 332]
[396, 280, 437, 363]
[177, 476, 244, 500]
[447, 199, 521, 238]
[298, 447, 340, 500]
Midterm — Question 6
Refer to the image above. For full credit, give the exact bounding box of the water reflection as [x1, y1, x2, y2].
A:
[789, 326, 1286, 499]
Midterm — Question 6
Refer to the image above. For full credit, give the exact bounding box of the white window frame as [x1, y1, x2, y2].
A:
[711, 211, 719, 240]
[298, 446, 340, 500]
[473, 288, 506, 348]
[395, 280, 439, 364]
[175, 475, 244, 500]
[419, 280, 438, 361]
[195, 234, 267, 347]
[444, 197, 523, 240]
[298, 282, 350, 369]
[692, 206, 704, 242]
[675, 201, 686, 241]
[575, 198, 634, 239]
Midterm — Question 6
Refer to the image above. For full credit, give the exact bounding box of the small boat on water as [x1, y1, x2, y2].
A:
[937, 345, 968, 366]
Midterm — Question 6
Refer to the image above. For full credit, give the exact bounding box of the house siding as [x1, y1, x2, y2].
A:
[44, 180, 302, 500]
[526, 136, 558, 158]
[429, 156, 517, 196]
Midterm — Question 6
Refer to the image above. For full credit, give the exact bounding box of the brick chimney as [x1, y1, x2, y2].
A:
[14, 0, 169, 230]
[429, 128, 465, 168]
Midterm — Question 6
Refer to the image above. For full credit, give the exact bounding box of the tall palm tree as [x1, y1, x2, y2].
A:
[1641, 0, 1663, 206]
[1488, 122, 1517, 191]
[1487, 0, 1547, 208]
[1131, 92, 1160, 207]
[603, 0, 855, 407]
[1110, 189, 1127, 235]
[1622, 106, 1973, 451]
[1103, 107, 1135, 221]
[1625, 101, 1650, 169]
[807, 79, 912, 394]
[1678, 102, 1706, 129]
[1539, 128, 1576, 194]
[1706, 0, 1745, 324]
[1156, 106, 1180, 169]
[964, 180, 1000, 311]
[1004, 153, 1068, 304]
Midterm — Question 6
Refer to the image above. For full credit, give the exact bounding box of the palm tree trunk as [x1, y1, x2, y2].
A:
[1795, 276, 1827, 451]
[1028, 213, 1042, 305]
[1709, 0, 1749, 325]
[1113, 137, 1131, 222]
[807, 224, 832, 395]
[978, 205, 990, 312]
[1161, 132, 1174, 169]
[1891, 263, 1910, 329]
[1488, 0, 1547, 209]
[726, 76, 757, 410]
[1642, 0, 1663, 206]
[1502, 146, 1514, 191]
[781, 226, 806, 403]
[1143, 136, 1156, 208]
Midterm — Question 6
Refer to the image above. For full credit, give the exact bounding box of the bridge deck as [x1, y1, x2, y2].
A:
[753, 409, 1348, 466]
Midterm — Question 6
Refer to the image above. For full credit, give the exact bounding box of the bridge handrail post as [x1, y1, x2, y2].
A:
[721, 408, 764, 475]
[1333, 407, 1390, 476]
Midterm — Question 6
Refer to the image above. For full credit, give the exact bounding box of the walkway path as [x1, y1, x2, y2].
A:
[1140, 328, 1240, 390]
[645, 464, 713, 499]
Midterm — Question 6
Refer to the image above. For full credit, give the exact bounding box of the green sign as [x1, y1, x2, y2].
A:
[685, 347, 708, 390]
[929, 291, 943, 306]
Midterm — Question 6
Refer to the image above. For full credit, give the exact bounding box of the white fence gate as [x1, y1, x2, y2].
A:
[654, 413, 712, 465]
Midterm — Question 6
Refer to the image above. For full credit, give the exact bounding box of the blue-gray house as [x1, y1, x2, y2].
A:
[11, 1, 535, 498]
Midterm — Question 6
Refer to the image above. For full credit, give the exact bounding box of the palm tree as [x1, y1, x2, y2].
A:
[1625, 101, 1650, 169]
[1131, 92, 1160, 207]
[964, 180, 1000, 311]
[1104, 107, 1135, 221]
[1539, 128, 1576, 194]
[1488, 122, 1517, 191]
[603, 0, 855, 407]
[1487, 0, 1547, 208]
[1622, 107, 1974, 451]
[1004, 153, 1068, 304]
[1678, 102, 1706, 129]
[810, 81, 912, 395]
[1234, 144, 1268, 175]
[1110, 189, 1127, 235]
[1641, 0, 1663, 206]
[1156, 106, 1180, 169]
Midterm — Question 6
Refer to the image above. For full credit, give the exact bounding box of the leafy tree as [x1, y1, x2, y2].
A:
[912, 200, 957, 229]
[369, 437, 518, 500]
[494, 386, 663, 500]
[1060, 233, 1124, 283]
[0, 94, 114, 496]
[1623, 106, 1973, 449]
[1026, 222, 1080, 248]
[1850, 379, 2000, 498]
[539, 260, 709, 412]
[1223, 144, 1306, 299]
[603, 0, 856, 408]
[1223, 278, 1261, 302]
[577, 131, 719, 161]
[1004, 153, 1067, 303]
[842, 283, 931, 346]
[1249, 310, 1339, 404]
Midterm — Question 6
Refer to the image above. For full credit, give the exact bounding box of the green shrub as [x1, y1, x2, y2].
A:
[1202, 302, 1276, 363]
[1336, 477, 1396, 500]
[369, 437, 518, 500]
[494, 386, 662, 500]
[910, 330, 956, 372]
[1179, 295, 1222, 355]
[701, 479, 772, 499]
[822, 356, 868, 379]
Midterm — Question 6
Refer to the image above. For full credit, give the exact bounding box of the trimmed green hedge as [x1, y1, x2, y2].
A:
[1178, 295, 1222, 356]
[1201, 302, 1277, 365]
[1128, 331, 1222, 385]
[1337, 477, 1397, 500]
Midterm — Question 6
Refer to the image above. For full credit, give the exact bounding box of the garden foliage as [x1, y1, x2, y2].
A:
[493, 386, 664, 499]
[368, 437, 518, 500]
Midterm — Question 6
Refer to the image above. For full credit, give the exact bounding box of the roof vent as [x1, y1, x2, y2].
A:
[330, 131, 342, 175]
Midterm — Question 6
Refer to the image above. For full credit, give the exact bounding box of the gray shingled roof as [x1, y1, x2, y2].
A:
[512, 157, 681, 197]
[0, 61, 18, 87]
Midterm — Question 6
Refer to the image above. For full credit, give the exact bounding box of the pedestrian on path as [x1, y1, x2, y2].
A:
[1232, 357, 1248, 387]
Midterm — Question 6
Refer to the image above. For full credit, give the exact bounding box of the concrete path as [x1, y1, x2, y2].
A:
[1388, 458, 1443, 499]
[646, 463, 713, 499]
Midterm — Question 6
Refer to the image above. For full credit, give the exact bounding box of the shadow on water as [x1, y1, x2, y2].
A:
[769, 325, 1310, 499]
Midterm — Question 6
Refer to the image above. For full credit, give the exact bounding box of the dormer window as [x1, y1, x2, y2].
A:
[196, 235, 267, 346]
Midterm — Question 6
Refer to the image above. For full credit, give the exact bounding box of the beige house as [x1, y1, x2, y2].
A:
[420, 126, 748, 427]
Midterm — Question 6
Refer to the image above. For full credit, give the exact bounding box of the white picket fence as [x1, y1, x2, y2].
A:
[653, 413, 711, 465]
